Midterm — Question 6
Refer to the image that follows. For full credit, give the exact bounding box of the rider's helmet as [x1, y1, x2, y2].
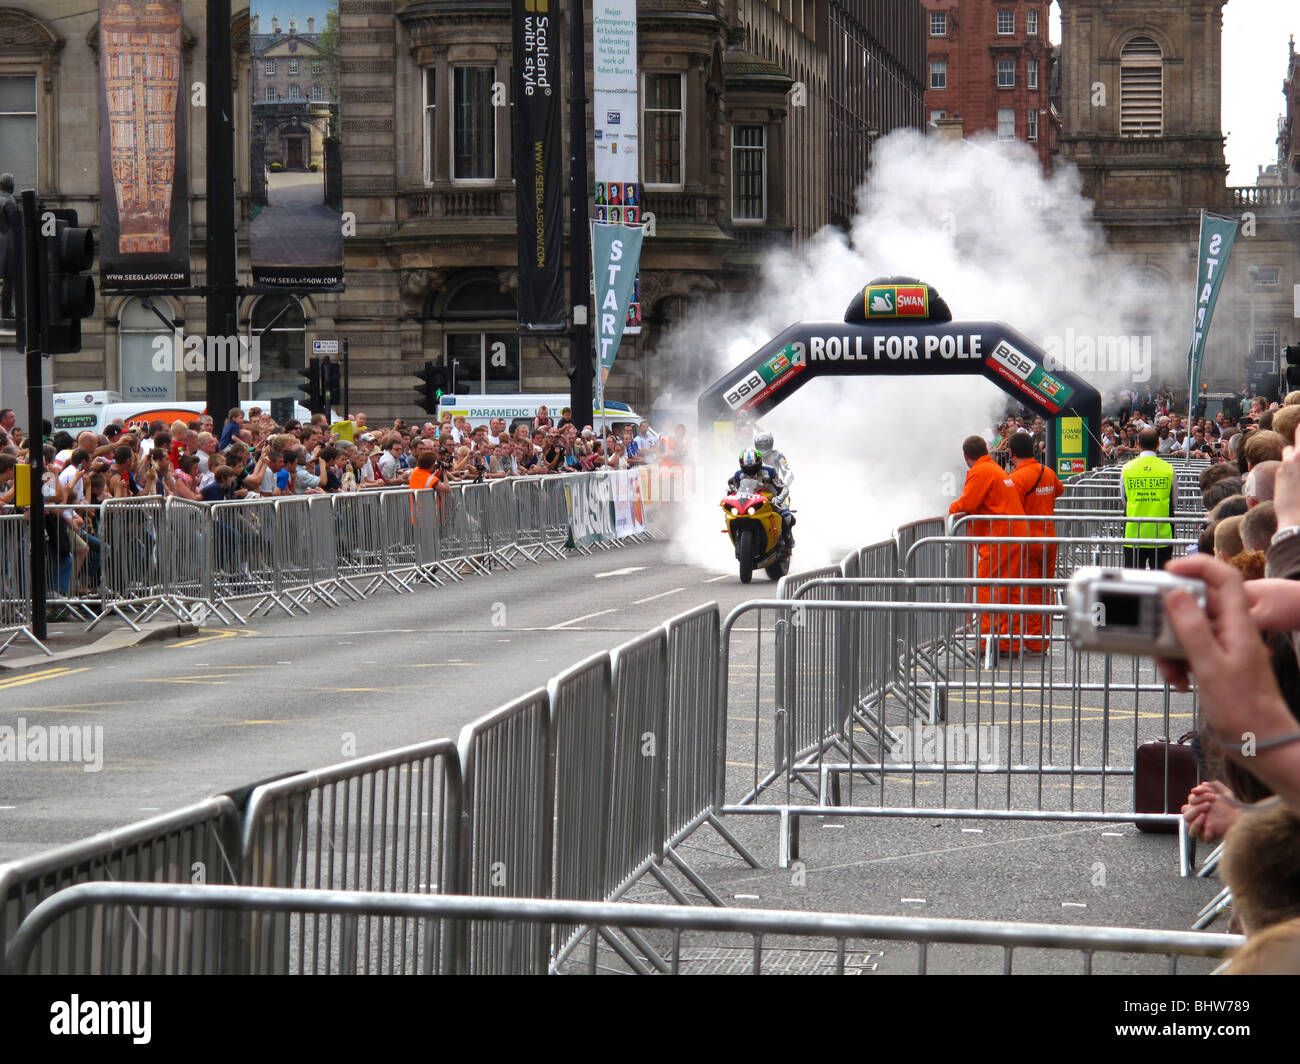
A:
[754, 431, 774, 453]
[739, 449, 762, 476]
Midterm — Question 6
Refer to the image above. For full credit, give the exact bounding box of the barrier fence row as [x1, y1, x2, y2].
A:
[0, 470, 668, 648]
[2, 493, 1231, 975]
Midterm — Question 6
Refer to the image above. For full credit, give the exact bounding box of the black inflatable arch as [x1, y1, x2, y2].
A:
[697, 277, 1102, 470]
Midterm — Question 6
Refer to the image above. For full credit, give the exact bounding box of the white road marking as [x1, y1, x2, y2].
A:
[547, 609, 616, 630]
[632, 588, 684, 605]
[1101, 831, 1125, 837]
[1062, 902, 1087, 908]
[704, 575, 730, 583]
[733, 894, 761, 901]
[0, 806, 16, 810]
[961, 828, 984, 834]
[594, 567, 646, 579]
[901, 898, 927, 904]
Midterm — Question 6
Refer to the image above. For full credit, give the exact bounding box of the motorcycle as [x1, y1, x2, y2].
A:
[720, 477, 791, 584]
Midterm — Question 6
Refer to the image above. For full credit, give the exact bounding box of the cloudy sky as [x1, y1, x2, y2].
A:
[1051, 1, 1298, 185]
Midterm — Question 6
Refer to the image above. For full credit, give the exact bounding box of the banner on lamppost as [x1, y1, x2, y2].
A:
[592, 221, 643, 421]
[512, 0, 565, 331]
[98, 0, 190, 291]
[1185, 210, 1239, 401]
[593, 0, 642, 334]
[248, 1, 344, 291]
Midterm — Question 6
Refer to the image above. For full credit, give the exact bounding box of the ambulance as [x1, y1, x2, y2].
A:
[51, 392, 311, 436]
[435, 393, 645, 434]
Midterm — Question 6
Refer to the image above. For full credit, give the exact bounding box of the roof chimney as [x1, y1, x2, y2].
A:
[289, 17, 297, 34]
[307, 16, 314, 33]
[250, 13, 259, 32]
[271, 16, 279, 35]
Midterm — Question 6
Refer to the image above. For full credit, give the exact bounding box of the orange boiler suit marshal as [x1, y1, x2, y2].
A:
[1009, 446, 1064, 652]
[949, 451, 1028, 650]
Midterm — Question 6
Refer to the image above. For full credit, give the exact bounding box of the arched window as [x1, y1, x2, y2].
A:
[247, 295, 305, 402]
[1120, 36, 1162, 136]
[118, 296, 177, 402]
[438, 276, 518, 394]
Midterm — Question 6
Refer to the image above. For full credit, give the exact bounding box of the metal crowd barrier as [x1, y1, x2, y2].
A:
[456, 691, 554, 974]
[718, 597, 1198, 872]
[2, 883, 1242, 976]
[238, 739, 462, 975]
[0, 472, 662, 637]
[0, 798, 242, 975]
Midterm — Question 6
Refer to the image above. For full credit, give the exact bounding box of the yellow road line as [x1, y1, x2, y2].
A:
[0, 666, 89, 690]
[168, 628, 259, 648]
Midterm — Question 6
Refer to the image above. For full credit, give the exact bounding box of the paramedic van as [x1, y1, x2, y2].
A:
[435, 394, 645, 434]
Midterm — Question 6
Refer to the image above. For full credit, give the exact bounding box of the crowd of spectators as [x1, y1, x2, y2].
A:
[1154, 388, 1300, 973]
[0, 403, 693, 598]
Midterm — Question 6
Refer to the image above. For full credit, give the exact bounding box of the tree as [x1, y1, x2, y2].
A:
[314, 9, 340, 104]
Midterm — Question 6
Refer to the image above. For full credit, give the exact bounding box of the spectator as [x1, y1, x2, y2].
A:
[1246, 461, 1281, 507]
[1244, 430, 1288, 470]
[1203, 477, 1244, 513]
[1214, 515, 1246, 561]
[408, 449, 449, 495]
[218, 407, 245, 450]
[1219, 802, 1300, 948]
[532, 405, 553, 433]
[1243, 501, 1278, 553]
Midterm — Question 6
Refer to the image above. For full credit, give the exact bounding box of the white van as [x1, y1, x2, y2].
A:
[435, 393, 645, 434]
[51, 393, 310, 437]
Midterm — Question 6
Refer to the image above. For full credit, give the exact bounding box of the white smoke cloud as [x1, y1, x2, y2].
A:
[657, 129, 1188, 572]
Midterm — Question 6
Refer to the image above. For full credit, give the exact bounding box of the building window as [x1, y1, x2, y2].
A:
[997, 10, 1015, 35]
[288, 59, 299, 76]
[1253, 267, 1281, 287]
[1027, 108, 1038, 142]
[118, 297, 177, 403]
[423, 67, 436, 184]
[643, 73, 684, 187]
[289, 84, 301, 100]
[452, 66, 495, 180]
[264, 59, 276, 76]
[446, 332, 521, 394]
[997, 59, 1015, 88]
[997, 108, 1015, 140]
[731, 124, 766, 223]
[311, 83, 324, 102]
[265, 86, 275, 102]
[930, 11, 946, 36]
[312, 60, 323, 76]
[0, 75, 37, 190]
[1253, 331, 1279, 363]
[929, 61, 947, 90]
[1027, 9, 1039, 36]
[248, 295, 306, 402]
[1120, 36, 1163, 136]
[1027, 59, 1039, 90]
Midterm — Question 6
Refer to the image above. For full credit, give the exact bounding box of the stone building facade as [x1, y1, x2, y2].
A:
[1058, 0, 1299, 391]
[922, 0, 1059, 172]
[0, 0, 925, 421]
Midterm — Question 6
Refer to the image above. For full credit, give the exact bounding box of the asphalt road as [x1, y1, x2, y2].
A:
[0, 539, 765, 863]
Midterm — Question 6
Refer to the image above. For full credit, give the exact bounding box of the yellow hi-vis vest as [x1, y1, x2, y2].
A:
[1122, 454, 1174, 544]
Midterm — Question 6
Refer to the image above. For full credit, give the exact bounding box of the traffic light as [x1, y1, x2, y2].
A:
[298, 356, 323, 413]
[1286, 345, 1300, 392]
[322, 357, 341, 411]
[415, 360, 445, 415]
[36, 207, 95, 355]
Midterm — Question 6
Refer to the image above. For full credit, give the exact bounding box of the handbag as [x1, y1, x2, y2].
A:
[1134, 730, 1198, 832]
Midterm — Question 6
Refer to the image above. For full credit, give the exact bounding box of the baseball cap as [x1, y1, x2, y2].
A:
[360, 433, 375, 443]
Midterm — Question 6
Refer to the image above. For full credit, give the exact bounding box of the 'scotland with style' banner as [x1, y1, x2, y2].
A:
[512, 0, 565, 332]
[98, 0, 190, 291]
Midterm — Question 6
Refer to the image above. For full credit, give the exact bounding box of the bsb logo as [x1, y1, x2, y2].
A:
[864, 284, 928, 318]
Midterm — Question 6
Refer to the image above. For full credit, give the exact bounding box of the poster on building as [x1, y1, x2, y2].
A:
[97, 0, 190, 291]
[248, 1, 344, 290]
[592, 0, 642, 335]
[512, 0, 565, 332]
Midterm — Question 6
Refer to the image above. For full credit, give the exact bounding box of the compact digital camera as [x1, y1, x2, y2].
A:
[1066, 567, 1208, 660]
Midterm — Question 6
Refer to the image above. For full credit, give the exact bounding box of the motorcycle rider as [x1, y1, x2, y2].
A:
[728, 448, 795, 548]
[753, 431, 792, 488]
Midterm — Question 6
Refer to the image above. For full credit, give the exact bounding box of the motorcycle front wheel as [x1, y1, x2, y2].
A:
[736, 527, 757, 584]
